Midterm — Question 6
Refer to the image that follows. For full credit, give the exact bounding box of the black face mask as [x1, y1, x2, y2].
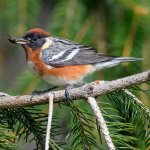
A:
[23, 33, 47, 49]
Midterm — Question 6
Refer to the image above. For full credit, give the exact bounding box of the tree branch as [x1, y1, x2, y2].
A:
[0, 70, 149, 109]
[87, 97, 115, 150]
[45, 93, 54, 150]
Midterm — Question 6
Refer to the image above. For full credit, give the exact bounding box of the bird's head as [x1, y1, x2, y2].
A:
[8, 28, 50, 50]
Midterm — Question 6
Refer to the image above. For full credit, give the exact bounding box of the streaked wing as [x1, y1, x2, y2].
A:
[41, 37, 115, 67]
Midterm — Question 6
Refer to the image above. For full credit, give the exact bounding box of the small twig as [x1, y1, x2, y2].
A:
[45, 93, 54, 150]
[123, 89, 150, 115]
[87, 97, 115, 150]
[123, 89, 143, 104]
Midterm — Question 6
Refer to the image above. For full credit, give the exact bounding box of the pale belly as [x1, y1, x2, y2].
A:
[41, 75, 78, 86]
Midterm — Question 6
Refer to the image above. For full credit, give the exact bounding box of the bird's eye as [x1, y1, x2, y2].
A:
[33, 37, 37, 41]
[27, 37, 31, 41]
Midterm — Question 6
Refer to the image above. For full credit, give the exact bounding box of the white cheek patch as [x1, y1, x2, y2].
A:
[41, 38, 53, 50]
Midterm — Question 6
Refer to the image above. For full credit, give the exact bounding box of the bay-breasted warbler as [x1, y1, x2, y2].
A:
[8, 28, 142, 99]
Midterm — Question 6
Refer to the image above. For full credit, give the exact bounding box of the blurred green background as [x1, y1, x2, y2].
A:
[0, 0, 149, 149]
[0, 0, 149, 106]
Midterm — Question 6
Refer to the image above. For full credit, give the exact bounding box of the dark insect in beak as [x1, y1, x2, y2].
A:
[7, 34, 28, 44]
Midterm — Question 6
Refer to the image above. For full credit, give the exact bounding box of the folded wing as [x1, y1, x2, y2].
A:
[40, 37, 115, 67]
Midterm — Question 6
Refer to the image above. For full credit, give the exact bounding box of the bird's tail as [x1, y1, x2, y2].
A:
[95, 57, 142, 70]
[114, 57, 142, 62]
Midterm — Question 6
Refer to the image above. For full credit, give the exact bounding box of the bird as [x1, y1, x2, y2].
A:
[8, 28, 142, 99]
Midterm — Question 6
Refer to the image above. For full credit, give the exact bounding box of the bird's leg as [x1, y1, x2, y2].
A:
[65, 85, 74, 101]
[30, 86, 58, 101]
[64, 82, 85, 102]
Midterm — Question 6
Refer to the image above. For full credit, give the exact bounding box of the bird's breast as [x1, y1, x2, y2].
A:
[27, 60, 72, 85]
[26, 60, 94, 86]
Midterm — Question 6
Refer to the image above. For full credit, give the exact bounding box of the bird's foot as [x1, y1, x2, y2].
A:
[64, 85, 74, 105]
[30, 86, 58, 101]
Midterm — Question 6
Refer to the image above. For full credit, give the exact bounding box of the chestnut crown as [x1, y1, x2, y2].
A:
[22, 28, 50, 49]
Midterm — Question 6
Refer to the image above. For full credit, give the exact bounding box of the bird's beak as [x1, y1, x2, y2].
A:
[7, 34, 28, 45]
[11, 38, 29, 44]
